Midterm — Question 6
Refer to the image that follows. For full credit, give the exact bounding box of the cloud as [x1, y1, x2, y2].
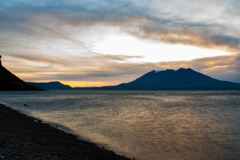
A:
[1, 0, 239, 53]
[124, 19, 240, 54]
[1, 0, 240, 85]
[5, 52, 239, 86]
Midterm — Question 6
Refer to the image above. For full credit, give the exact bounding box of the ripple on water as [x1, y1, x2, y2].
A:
[0, 90, 240, 160]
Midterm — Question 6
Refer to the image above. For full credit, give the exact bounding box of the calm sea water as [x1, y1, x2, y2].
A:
[0, 90, 240, 160]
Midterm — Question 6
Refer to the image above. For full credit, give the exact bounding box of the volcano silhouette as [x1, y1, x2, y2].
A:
[98, 68, 240, 90]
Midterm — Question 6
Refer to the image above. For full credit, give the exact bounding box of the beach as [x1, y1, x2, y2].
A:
[0, 104, 130, 160]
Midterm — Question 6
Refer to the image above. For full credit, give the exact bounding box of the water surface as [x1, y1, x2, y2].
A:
[1, 90, 240, 160]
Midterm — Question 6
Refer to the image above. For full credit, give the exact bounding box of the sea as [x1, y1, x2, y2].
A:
[0, 90, 240, 160]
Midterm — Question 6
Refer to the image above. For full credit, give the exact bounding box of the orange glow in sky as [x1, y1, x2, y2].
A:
[1, 0, 239, 85]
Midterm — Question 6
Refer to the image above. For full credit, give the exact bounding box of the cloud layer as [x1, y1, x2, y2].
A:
[1, 0, 240, 86]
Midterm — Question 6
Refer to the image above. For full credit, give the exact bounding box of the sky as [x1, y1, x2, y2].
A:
[1, 0, 240, 87]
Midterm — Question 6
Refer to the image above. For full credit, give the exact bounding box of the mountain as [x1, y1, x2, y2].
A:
[2, 53, 239, 91]
[0, 56, 43, 91]
[26, 81, 72, 90]
[97, 68, 240, 90]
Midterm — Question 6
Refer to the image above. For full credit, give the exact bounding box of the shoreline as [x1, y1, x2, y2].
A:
[0, 103, 131, 160]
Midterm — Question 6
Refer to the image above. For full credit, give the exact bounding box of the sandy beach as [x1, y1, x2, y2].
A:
[0, 104, 131, 160]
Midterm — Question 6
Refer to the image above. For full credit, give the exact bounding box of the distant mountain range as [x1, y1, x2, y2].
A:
[26, 81, 72, 90]
[0, 56, 43, 91]
[75, 68, 240, 90]
[1, 54, 240, 91]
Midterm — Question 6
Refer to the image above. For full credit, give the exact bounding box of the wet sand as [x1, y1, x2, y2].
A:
[0, 104, 131, 160]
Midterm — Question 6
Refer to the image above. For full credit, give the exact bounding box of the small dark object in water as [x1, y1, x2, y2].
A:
[24, 104, 30, 107]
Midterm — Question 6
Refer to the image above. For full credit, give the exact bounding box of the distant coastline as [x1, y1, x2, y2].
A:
[28, 68, 240, 90]
[1, 54, 240, 91]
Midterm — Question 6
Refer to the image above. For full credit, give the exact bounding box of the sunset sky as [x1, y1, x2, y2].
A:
[1, 0, 240, 87]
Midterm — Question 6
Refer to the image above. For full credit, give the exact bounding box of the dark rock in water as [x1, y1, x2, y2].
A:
[0, 55, 43, 91]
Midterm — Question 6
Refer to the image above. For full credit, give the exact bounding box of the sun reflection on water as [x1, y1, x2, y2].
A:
[1, 91, 240, 160]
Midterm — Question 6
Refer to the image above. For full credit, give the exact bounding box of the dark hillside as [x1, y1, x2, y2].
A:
[0, 56, 43, 91]
[100, 68, 240, 90]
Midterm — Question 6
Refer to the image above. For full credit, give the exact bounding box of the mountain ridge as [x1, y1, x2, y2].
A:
[0, 56, 43, 91]
[2, 54, 239, 91]
[110, 68, 240, 90]
[26, 81, 72, 90]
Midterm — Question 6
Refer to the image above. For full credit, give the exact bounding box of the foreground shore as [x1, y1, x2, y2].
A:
[0, 104, 131, 160]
